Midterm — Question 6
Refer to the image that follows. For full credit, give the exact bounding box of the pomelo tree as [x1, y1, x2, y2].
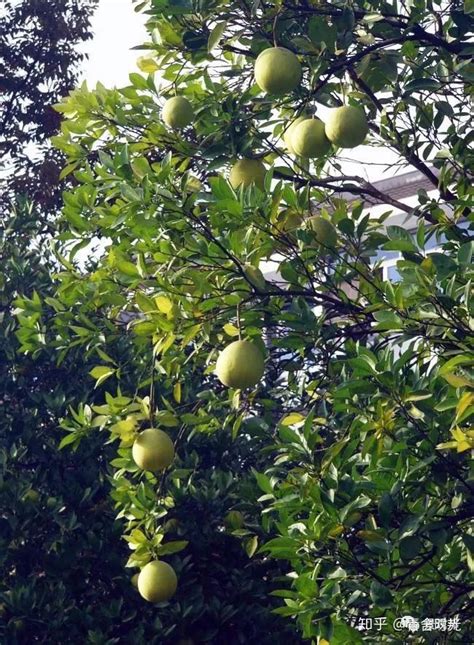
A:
[16, 0, 473, 642]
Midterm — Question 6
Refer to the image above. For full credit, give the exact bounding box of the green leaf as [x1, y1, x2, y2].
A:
[403, 78, 442, 94]
[58, 432, 78, 450]
[208, 21, 227, 52]
[173, 382, 182, 403]
[155, 410, 179, 427]
[280, 412, 305, 426]
[399, 536, 423, 562]
[378, 493, 395, 528]
[155, 295, 173, 314]
[223, 323, 240, 337]
[245, 535, 259, 557]
[399, 515, 421, 539]
[372, 310, 403, 330]
[137, 56, 159, 73]
[136, 292, 157, 312]
[253, 471, 274, 495]
[458, 241, 473, 266]
[363, 13, 384, 23]
[115, 259, 140, 278]
[383, 240, 417, 252]
[429, 252, 457, 279]
[156, 540, 188, 555]
[439, 355, 474, 376]
[369, 581, 393, 608]
[308, 16, 337, 51]
[89, 366, 115, 387]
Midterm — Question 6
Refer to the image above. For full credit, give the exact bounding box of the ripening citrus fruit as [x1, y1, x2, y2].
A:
[131, 573, 139, 588]
[274, 209, 303, 233]
[283, 115, 306, 154]
[132, 428, 175, 472]
[162, 96, 193, 129]
[307, 216, 338, 249]
[254, 46, 302, 95]
[215, 340, 265, 389]
[229, 158, 266, 191]
[325, 105, 369, 148]
[290, 118, 331, 158]
[137, 560, 178, 603]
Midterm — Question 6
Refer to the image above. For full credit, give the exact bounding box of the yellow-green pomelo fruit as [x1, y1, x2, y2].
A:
[290, 118, 331, 158]
[275, 209, 303, 233]
[215, 340, 265, 389]
[307, 216, 338, 249]
[325, 106, 369, 148]
[162, 96, 193, 129]
[243, 264, 266, 291]
[254, 47, 302, 95]
[132, 428, 175, 472]
[283, 115, 306, 153]
[131, 573, 140, 588]
[224, 510, 244, 529]
[137, 560, 178, 603]
[229, 158, 266, 191]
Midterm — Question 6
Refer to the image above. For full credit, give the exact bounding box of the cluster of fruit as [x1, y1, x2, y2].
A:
[131, 43, 358, 608]
[159, 45, 358, 254]
[129, 339, 264, 603]
[130, 364, 248, 604]
[161, 45, 368, 174]
[254, 46, 368, 155]
[131, 429, 178, 603]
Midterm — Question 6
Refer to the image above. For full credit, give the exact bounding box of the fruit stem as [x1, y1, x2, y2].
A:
[236, 302, 242, 340]
[173, 60, 187, 95]
[272, 13, 279, 48]
[150, 352, 156, 427]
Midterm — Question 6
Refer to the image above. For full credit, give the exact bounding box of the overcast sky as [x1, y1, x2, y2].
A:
[80, 0, 399, 183]
[80, 0, 147, 87]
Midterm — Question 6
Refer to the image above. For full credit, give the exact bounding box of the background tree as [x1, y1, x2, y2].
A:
[0, 0, 96, 211]
[15, 0, 474, 643]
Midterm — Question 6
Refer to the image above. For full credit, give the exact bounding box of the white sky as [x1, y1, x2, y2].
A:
[79, 0, 147, 87]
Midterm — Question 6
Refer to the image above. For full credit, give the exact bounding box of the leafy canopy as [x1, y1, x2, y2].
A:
[14, 0, 474, 642]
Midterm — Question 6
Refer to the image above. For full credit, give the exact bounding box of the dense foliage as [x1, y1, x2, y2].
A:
[13, 0, 474, 643]
[0, 1, 161, 642]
